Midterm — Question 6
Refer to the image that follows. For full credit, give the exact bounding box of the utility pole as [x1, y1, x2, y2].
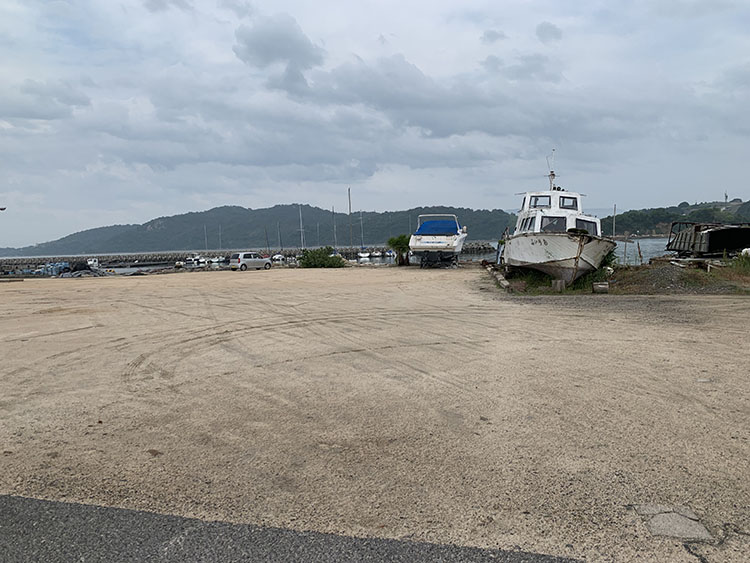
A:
[204, 224, 208, 251]
[264, 226, 270, 255]
[612, 204, 616, 237]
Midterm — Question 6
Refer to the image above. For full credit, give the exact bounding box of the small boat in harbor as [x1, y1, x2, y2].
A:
[184, 253, 207, 268]
[409, 214, 468, 268]
[501, 168, 615, 284]
[357, 211, 370, 259]
[370, 250, 382, 258]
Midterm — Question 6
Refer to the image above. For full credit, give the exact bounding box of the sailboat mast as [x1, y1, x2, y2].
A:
[332, 206, 337, 250]
[359, 210, 364, 248]
[348, 187, 353, 249]
[298, 205, 305, 249]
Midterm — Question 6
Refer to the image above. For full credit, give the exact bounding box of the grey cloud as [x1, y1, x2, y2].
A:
[502, 54, 561, 82]
[0, 80, 90, 121]
[267, 64, 311, 94]
[481, 29, 506, 44]
[717, 62, 750, 90]
[233, 14, 325, 70]
[481, 55, 503, 73]
[651, 0, 737, 18]
[0, 94, 71, 121]
[20, 79, 90, 107]
[536, 21, 562, 43]
[218, 0, 253, 18]
[313, 55, 441, 111]
[143, 0, 193, 12]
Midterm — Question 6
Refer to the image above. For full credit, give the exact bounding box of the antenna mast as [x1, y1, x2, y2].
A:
[546, 148, 557, 190]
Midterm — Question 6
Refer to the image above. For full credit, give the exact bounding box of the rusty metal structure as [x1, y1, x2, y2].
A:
[666, 221, 750, 257]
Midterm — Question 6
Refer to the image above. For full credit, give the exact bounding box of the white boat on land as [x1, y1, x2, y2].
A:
[501, 170, 615, 284]
[409, 214, 468, 268]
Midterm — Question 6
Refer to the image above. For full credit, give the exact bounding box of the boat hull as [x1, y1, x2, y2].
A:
[408, 233, 467, 256]
[503, 232, 616, 284]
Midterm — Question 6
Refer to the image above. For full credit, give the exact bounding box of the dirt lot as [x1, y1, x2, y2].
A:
[1, 267, 748, 562]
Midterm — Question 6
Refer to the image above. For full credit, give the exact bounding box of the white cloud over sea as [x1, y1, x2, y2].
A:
[1, 0, 749, 246]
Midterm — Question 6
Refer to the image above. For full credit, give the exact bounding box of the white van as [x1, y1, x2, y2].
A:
[230, 252, 272, 271]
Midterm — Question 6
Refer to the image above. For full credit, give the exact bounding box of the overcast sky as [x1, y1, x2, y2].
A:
[2, 1, 749, 246]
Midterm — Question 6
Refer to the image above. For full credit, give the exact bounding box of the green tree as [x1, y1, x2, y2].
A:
[298, 247, 346, 268]
[387, 234, 411, 266]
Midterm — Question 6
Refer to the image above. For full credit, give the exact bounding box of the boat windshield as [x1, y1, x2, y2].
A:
[576, 219, 598, 236]
[530, 195, 551, 208]
[415, 220, 458, 235]
[560, 196, 578, 210]
[541, 216, 567, 232]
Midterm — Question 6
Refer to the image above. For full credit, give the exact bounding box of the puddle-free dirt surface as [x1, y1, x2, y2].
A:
[1, 268, 747, 561]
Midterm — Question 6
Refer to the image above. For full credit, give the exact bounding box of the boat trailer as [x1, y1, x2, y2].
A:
[419, 251, 459, 268]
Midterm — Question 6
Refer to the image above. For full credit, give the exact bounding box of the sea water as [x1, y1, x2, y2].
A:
[614, 238, 671, 265]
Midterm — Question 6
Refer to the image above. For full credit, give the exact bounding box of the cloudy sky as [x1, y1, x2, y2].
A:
[2, 0, 749, 246]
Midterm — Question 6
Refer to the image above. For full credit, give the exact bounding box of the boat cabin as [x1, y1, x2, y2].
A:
[513, 190, 601, 237]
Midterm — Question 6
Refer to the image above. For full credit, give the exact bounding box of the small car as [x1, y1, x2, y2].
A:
[230, 252, 272, 271]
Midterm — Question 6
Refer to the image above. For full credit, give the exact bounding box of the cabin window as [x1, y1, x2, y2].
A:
[540, 216, 567, 232]
[576, 219, 598, 236]
[524, 216, 536, 231]
[521, 196, 527, 211]
[560, 196, 578, 210]
[530, 195, 551, 208]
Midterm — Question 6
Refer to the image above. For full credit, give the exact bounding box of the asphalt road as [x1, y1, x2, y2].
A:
[0, 495, 578, 563]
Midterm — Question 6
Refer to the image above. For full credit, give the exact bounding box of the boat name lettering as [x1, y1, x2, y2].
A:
[530, 238, 549, 246]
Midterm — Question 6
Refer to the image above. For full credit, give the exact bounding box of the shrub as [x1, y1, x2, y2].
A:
[729, 253, 750, 275]
[298, 247, 347, 268]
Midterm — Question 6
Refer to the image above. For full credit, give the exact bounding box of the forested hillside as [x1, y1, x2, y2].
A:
[0, 205, 515, 256]
[601, 199, 748, 236]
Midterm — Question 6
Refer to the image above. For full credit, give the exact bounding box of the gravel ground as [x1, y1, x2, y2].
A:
[1, 267, 748, 562]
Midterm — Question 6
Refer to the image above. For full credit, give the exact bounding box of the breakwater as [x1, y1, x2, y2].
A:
[0, 242, 495, 271]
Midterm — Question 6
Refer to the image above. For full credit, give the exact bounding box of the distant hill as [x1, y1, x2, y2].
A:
[601, 198, 748, 236]
[0, 205, 515, 257]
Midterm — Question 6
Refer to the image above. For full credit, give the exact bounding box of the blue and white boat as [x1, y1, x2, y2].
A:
[409, 214, 468, 268]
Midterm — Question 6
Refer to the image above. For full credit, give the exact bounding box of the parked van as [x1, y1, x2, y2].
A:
[230, 252, 272, 271]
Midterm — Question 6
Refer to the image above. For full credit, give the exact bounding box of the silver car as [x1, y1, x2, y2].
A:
[230, 252, 272, 271]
